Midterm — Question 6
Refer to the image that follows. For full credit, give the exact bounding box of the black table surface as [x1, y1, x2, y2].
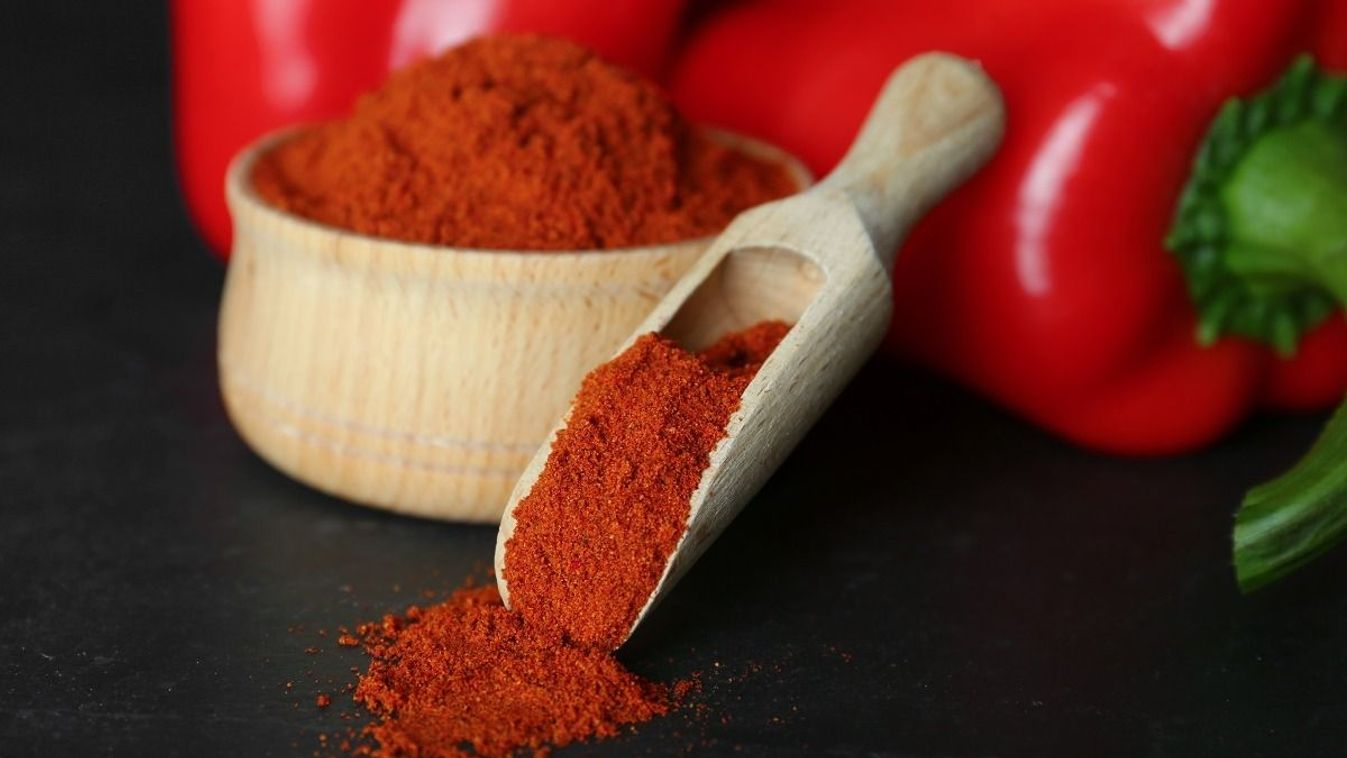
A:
[3, 5, 1345, 757]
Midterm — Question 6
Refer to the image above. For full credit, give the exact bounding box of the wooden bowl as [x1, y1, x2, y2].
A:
[218, 130, 810, 523]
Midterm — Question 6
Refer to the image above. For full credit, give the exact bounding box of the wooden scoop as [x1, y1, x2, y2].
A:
[494, 53, 1004, 645]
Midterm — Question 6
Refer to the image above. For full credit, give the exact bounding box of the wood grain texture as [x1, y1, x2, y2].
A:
[218, 132, 809, 522]
[496, 53, 1006, 641]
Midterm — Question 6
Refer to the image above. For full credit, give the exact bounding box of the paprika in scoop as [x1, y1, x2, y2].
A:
[504, 321, 791, 649]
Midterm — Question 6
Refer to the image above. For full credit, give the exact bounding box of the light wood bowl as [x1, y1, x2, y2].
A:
[218, 130, 810, 523]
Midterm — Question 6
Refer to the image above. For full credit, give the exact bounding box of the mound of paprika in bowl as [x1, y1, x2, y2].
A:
[218, 34, 807, 522]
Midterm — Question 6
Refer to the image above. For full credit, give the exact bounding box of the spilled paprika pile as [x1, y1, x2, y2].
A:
[349, 322, 789, 756]
[251, 34, 795, 250]
[353, 584, 673, 758]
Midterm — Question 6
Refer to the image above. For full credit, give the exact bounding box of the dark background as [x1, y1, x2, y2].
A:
[2, 4, 1345, 757]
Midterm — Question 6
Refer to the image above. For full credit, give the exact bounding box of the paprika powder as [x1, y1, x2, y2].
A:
[354, 585, 673, 758]
[348, 322, 788, 756]
[504, 321, 791, 649]
[171, 0, 693, 256]
[251, 34, 795, 250]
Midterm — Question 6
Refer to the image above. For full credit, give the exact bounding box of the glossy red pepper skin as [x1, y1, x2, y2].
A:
[671, 0, 1347, 454]
[171, 0, 686, 258]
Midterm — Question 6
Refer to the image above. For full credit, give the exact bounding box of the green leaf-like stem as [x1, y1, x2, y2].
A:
[1235, 401, 1347, 592]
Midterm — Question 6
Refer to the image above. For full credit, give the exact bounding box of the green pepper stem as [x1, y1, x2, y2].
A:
[1166, 57, 1347, 591]
[1228, 109, 1347, 592]
[1221, 119, 1347, 301]
[1235, 401, 1347, 591]
[1167, 56, 1347, 353]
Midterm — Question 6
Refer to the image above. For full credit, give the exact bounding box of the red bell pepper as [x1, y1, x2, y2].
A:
[673, 0, 1347, 454]
[671, 0, 1347, 588]
[171, 0, 687, 258]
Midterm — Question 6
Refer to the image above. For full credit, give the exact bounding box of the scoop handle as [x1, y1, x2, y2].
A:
[819, 53, 1005, 268]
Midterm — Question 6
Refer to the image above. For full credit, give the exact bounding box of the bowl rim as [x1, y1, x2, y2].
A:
[226, 126, 813, 262]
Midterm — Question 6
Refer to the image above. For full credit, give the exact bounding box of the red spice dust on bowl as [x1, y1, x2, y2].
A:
[216, 36, 810, 522]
